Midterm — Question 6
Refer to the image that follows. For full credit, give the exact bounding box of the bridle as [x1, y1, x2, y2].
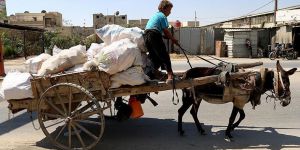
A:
[273, 71, 287, 98]
[265, 70, 290, 106]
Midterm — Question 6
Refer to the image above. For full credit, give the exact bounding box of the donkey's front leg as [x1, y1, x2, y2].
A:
[231, 108, 245, 131]
[190, 100, 206, 135]
[225, 106, 239, 140]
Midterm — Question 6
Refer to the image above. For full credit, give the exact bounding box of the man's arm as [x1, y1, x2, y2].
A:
[163, 28, 179, 46]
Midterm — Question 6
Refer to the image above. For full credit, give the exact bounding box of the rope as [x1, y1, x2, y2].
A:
[178, 46, 218, 66]
[29, 112, 40, 130]
[178, 45, 193, 68]
[207, 55, 230, 64]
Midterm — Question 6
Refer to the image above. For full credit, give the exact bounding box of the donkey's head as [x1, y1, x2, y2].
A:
[275, 60, 297, 106]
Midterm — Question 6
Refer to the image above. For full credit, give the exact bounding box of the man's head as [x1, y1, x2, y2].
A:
[158, 0, 173, 16]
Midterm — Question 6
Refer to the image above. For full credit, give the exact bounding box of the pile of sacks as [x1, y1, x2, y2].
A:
[0, 24, 150, 101]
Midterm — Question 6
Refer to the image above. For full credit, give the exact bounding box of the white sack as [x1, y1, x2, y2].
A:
[67, 64, 85, 73]
[25, 53, 51, 74]
[110, 66, 150, 88]
[52, 45, 63, 56]
[86, 43, 105, 61]
[38, 45, 87, 76]
[96, 24, 147, 52]
[69, 45, 87, 54]
[0, 90, 4, 102]
[2, 72, 33, 100]
[92, 38, 141, 75]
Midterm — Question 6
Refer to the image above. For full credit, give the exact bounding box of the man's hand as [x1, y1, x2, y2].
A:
[172, 38, 180, 46]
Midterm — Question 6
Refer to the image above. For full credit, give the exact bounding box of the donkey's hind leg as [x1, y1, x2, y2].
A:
[178, 92, 193, 136]
[190, 100, 206, 135]
[231, 108, 245, 131]
[225, 106, 239, 140]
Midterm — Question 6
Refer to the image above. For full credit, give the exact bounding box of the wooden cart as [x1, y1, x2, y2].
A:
[7, 64, 258, 150]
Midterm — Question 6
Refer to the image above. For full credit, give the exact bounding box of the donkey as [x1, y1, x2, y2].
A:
[178, 60, 297, 140]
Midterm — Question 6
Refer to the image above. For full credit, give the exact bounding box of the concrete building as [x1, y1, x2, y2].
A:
[93, 13, 127, 29]
[128, 20, 140, 28]
[174, 5, 300, 57]
[182, 21, 200, 27]
[127, 19, 149, 29]
[9, 11, 62, 29]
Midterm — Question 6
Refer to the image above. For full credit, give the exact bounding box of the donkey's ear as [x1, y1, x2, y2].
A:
[276, 60, 284, 72]
[287, 68, 297, 76]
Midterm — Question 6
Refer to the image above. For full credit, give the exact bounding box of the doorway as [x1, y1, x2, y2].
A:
[293, 27, 300, 56]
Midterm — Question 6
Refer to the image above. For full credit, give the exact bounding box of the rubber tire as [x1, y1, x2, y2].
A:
[269, 52, 277, 60]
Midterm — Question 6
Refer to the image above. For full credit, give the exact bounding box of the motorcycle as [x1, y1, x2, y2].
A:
[268, 43, 297, 60]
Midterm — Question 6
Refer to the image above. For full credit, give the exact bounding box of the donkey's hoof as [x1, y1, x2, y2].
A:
[200, 130, 207, 135]
[224, 136, 234, 142]
[178, 130, 185, 136]
[225, 133, 234, 142]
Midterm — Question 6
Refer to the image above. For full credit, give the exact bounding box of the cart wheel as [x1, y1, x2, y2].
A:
[38, 83, 105, 150]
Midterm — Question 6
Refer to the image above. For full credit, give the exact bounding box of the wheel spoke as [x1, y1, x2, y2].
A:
[74, 110, 101, 120]
[45, 99, 66, 117]
[71, 123, 86, 148]
[55, 124, 67, 141]
[53, 87, 68, 115]
[44, 120, 64, 129]
[74, 122, 98, 140]
[68, 123, 72, 149]
[41, 112, 63, 119]
[72, 94, 89, 113]
[75, 119, 103, 126]
[73, 101, 95, 115]
[68, 86, 72, 115]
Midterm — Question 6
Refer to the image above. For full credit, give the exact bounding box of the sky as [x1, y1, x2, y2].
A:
[5, 0, 300, 27]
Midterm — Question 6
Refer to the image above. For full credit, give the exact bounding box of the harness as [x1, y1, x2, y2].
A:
[263, 69, 289, 109]
[273, 71, 286, 97]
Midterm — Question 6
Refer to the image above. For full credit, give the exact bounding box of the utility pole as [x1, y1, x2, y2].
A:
[194, 11, 197, 27]
[274, 0, 278, 26]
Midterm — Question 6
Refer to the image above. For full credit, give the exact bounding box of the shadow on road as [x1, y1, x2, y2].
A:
[35, 117, 300, 150]
[0, 111, 37, 136]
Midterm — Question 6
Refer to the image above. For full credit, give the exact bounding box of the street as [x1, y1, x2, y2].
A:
[0, 58, 299, 150]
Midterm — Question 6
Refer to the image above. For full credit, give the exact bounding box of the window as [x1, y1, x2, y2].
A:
[33, 17, 37, 21]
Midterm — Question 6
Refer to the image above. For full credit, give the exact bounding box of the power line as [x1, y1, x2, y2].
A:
[243, 0, 275, 17]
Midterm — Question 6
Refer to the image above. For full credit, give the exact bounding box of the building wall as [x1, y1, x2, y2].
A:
[93, 13, 127, 29]
[276, 9, 300, 25]
[56, 26, 94, 37]
[140, 19, 148, 28]
[128, 20, 140, 28]
[199, 27, 215, 55]
[275, 26, 293, 44]
[9, 12, 62, 28]
[179, 27, 201, 54]
[182, 21, 200, 27]
[224, 31, 258, 58]
[45, 12, 62, 27]
[224, 31, 257, 58]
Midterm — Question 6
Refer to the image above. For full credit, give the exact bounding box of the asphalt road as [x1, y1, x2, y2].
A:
[0, 58, 299, 150]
